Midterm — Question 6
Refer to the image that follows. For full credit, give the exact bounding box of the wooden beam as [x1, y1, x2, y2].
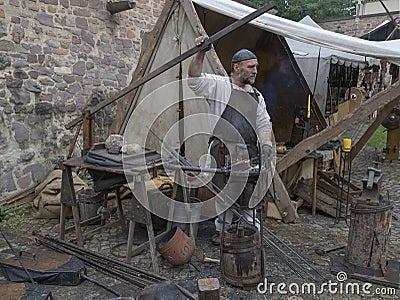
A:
[270, 173, 298, 223]
[66, 1, 277, 130]
[82, 110, 95, 154]
[0, 185, 38, 211]
[350, 99, 399, 160]
[276, 80, 400, 173]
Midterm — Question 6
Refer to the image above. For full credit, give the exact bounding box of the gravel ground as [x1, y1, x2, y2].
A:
[0, 146, 399, 300]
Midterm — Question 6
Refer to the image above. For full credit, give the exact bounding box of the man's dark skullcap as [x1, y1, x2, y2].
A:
[231, 49, 257, 64]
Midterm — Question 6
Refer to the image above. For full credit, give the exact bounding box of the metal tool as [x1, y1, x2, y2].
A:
[315, 245, 345, 256]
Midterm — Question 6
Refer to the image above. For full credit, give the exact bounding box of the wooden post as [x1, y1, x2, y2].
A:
[82, 110, 95, 154]
[385, 127, 400, 161]
[312, 157, 318, 216]
[59, 166, 84, 246]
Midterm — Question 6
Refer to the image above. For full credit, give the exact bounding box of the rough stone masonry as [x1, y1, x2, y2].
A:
[0, 0, 165, 198]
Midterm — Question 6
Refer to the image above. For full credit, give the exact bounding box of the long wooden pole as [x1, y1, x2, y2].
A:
[66, 1, 276, 129]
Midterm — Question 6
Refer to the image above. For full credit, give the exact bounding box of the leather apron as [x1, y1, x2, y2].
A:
[209, 87, 259, 207]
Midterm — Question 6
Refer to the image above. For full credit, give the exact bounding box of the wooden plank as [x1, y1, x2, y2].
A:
[294, 180, 348, 218]
[82, 110, 95, 153]
[276, 80, 400, 173]
[66, 1, 277, 130]
[265, 201, 282, 220]
[312, 157, 318, 216]
[271, 173, 298, 223]
[1, 185, 38, 211]
[67, 122, 82, 159]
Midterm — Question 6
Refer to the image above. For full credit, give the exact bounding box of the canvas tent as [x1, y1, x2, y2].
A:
[285, 16, 381, 115]
[112, 0, 319, 161]
[361, 19, 400, 41]
[193, 0, 400, 62]
[111, 0, 400, 162]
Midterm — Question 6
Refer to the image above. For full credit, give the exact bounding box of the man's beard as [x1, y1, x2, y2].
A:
[239, 74, 256, 85]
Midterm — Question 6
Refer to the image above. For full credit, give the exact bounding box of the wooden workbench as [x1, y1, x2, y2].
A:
[59, 152, 163, 272]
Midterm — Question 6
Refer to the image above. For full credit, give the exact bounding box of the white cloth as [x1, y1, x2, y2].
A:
[187, 73, 272, 142]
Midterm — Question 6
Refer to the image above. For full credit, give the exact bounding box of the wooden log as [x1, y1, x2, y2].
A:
[345, 203, 393, 275]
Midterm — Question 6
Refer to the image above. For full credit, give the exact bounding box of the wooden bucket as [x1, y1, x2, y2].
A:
[345, 201, 393, 276]
[221, 223, 264, 289]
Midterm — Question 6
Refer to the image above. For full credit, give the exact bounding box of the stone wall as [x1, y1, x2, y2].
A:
[318, 12, 400, 37]
[0, 0, 165, 198]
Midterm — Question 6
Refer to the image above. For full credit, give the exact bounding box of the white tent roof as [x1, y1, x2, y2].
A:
[286, 16, 380, 69]
[192, 0, 400, 64]
[281, 16, 378, 112]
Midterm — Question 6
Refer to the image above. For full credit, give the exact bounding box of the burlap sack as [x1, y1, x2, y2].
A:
[33, 170, 88, 219]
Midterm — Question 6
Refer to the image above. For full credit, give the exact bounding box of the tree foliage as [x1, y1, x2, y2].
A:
[250, 0, 357, 21]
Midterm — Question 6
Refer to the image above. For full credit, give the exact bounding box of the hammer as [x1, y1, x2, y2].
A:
[315, 245, 345, 256]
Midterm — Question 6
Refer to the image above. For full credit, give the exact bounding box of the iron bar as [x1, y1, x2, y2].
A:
[36, 234, 165, 284]
[37, 237, 155, 289]
[81, 274, 122, 297]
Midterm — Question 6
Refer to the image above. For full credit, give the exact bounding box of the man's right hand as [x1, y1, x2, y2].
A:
[188, 35, 210, 77]
[195, 35, 211, 52]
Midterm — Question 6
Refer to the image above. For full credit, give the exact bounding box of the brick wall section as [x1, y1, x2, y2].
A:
[318, 12, 400, 37]
[0, 0, 165, 197]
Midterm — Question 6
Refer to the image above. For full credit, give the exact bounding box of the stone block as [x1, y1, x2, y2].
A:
[75, 17, 88, 30]
[0, 53, 11, 69]
[11, 122, 29, 143]
[35, 13, 54, 27]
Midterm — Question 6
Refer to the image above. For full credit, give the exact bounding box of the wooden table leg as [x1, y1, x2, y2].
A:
[115, 188, 127, 234]
[134, 176, 159, 273]
[126, 220, 136, 263]
[60, 166, 84, 246]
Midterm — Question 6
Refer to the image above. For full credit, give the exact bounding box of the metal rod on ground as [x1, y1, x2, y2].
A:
[37, 238, 157, 289]
[263, 236, 321, 283]
[81, 274, 122, 297]
[38, 235, 196, 298]
[0, 228, 36, 285]
[36, 233, 166, 282]
[262, 225, 327, 282]
[66, 1, 277, 129]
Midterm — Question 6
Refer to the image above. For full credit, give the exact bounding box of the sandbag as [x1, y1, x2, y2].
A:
[33, 170, 87, 219]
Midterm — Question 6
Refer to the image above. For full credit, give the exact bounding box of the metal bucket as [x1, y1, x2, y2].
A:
[77, 189, 103, 221]
[171, 197, 202, 238]
[221, 223, 263, 289]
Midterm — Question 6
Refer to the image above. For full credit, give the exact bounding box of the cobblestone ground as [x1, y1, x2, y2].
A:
[0, 146, 399, 300]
